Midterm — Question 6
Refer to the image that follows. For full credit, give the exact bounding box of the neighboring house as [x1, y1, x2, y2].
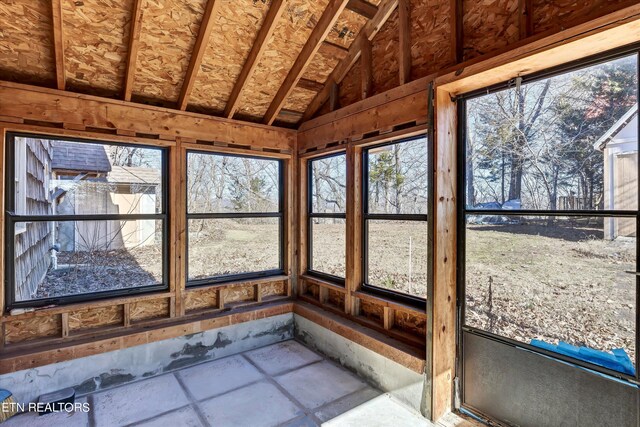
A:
[594, 104, 638, 240]
[14, 137, 53, 301]
[51, 141, 160, 252]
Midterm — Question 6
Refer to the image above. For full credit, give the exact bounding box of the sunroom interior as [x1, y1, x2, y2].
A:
[0, 1, 639, 426]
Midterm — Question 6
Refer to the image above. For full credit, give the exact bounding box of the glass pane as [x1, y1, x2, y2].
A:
[465, 215, 636, 375]
[310, 154, 346, 214]
[367, 138, 428, 215]
[465, 54, 638, 212]
[310, 218, 346, 278]
[366, 220, 428, 298]
[14, 136, 163, 215]
[188, 218, 280, 280]
[187, 152, 280, 214]
[14, 220, 163, 301]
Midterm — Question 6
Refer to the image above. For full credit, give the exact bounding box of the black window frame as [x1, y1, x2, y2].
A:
[362, 136, 431, 310]
[185, 150, 285, 287]
[457, 44, 640, 382]
[306, 152, 347, 285]
[4, 132, 170, 310]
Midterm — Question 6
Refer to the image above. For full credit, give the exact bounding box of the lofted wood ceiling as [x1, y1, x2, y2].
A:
[0, 0, 393, 128]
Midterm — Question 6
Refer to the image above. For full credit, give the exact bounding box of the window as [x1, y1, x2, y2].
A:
[186, 151, 283, 285]
[6, 133, 168, 308]
[307, 153, 346, 283]
[461, 52, 638, 378]
[363, 137, 429, 306]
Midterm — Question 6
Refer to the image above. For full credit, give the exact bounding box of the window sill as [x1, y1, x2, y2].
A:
[185, 274, 289, 292]
[301, 274, 346, 293]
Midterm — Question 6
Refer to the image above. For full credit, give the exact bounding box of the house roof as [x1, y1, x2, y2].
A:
[108, 166, 161, 185]
[51, 141, 112, 173]
[593, 104, 638, 151]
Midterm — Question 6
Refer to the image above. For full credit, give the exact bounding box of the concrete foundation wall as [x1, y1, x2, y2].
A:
[293, 314, 426, 414]
[0, 313, 294, 404]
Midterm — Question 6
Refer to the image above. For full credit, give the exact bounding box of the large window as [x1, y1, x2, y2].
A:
[307, 153, 346, 283]
[363, 137, 429, 306]
[461, 52, 638, 378]
[186, 151, 283, 285]
[5, 133, 168, 308]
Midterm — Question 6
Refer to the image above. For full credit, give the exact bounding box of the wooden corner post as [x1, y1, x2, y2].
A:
[430, 86, 457, 421]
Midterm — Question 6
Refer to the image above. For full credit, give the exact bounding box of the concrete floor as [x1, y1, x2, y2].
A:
[4, 340, 467, 427]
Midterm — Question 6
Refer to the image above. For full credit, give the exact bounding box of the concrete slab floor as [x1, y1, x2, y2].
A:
[2, 340, 470, 427]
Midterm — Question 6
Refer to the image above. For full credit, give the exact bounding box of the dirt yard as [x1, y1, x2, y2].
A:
[465, 218, 636, 365]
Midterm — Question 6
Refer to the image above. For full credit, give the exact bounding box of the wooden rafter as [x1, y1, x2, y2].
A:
[123, 0, 144, 101]
[346, 0, 378, 19]
[177, 0, 222, 111]
[519, 0, 534, 39]
[318, 40, 350, 58]
[360, 37, 372, 99]
[224, 0, 288, 118]
[262, 0, 351, 125]
[398, 0, 411, 85]
[51, 0, 66, 90]
[452, 0, 463, 63]
[297, 78, 325, 92]
[302, 0, 399, 121]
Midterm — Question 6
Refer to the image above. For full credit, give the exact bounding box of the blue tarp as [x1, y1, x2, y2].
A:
[530, 339, 636, 376]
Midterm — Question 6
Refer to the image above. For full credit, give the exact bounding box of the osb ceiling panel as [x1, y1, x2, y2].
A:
[371, 9, 398, 96]
[282, 85, 316, 113]
[462, 0, 519, 61]
[189, 0, 271, 112]
[0, 0, 56, 85]
[234, 0, 330, 119]
[410, 0, 453, 80]
[326, 8, 367, 48]
[533, 0, 633, 34]
[133, 0, 207, 102]
[301, 50, 340, 84]
[62, 0, 133, 95]
[339, 57, 361, 107]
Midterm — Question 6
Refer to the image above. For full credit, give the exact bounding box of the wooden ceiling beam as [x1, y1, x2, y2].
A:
[297, 78, 325, 92]
[451, 0, 463, 63]
[519, 0, 534, 39]
[318, 40, 350, 59]
[224, 0, 288, 118]
[302, 0, 399, 121]
[123, 0, 143, 101]
[263, 0, 351, 125]
[346, 0, 378, 19]
[51, 0, 66, 90]
[177, 0, 222, 111]
[360, 37, 372, 99]
[398, 0, 411, 85]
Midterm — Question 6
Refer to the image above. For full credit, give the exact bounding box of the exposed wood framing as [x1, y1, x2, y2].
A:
[329, 82, 340, 111]
[177, 0, 222, 111]
[519, 0, 534, 39]
[398, 0, 411, 85]
[123, 0, 144, 102]
[224, 0, 288, 118]
[431, 87, 457, 421]
[318, 41, 350, 58]
[297, 78, 325, 92]
[0, 82, 295, 151]
[346, 0, 378, 19]
[345, 145, 361, 315]
[360, 38, 372, 99]
[302, 0, 399, 121]
[263, 0, 351, 125]
[51, 0, 66, 90]
[452, 0, 463, 63]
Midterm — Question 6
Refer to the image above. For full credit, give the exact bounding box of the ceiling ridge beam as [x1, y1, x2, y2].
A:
[177, 0, 222, 111]
[224, 0, 288, 118]
[301, 0, 399, 122]
[123, 0, 144, 101]
[51, 0, 66, 90]
[346, 0, 378, 19]
[262, 0, 351, 125]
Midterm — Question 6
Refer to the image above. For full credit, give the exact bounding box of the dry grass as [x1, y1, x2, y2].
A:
[466, 219, 636, 365]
